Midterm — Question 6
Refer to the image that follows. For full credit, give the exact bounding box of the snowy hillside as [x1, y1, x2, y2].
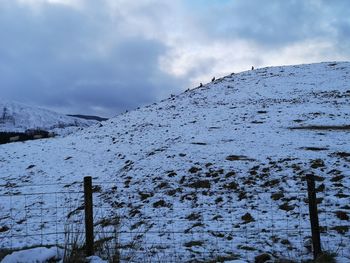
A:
[0, 101, 97, 134]
[0, 62, 349, 262]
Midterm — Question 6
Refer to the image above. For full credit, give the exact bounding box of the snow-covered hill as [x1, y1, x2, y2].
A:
[0, 101, 97, 135]
[0, 62, 349, 262]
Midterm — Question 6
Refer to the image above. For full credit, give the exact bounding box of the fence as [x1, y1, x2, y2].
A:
[0, 176, 349, 262]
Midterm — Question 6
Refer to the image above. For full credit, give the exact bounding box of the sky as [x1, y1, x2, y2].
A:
[0, 0, 349, 117]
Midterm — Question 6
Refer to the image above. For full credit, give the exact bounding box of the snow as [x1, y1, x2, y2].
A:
[0, 101, 97, 135]
[1, 247, 63, 263]
[0, 62, 349, 262]
[86, 256, 108, 263]
[337, 256, 350, 263]
[0, 247, 108, 263]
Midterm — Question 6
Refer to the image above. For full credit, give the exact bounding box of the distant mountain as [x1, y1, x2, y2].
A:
[0, 101, 97, 135]
[0, 62, 349, 262]
[67, 114, 108, 122]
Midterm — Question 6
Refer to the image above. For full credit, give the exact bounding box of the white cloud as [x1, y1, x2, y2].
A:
[159, 36, 349, 88]
[266, 40, 345, 66]
[159, 40, 257, 81]
[16, 0, 83, 9]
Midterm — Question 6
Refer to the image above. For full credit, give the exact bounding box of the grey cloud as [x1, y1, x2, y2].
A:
[0, 1, 187, 117]
[189, 0, 350, 49]
[1, 0, 349, 118]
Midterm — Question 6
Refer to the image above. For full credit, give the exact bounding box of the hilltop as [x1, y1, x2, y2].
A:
[0, 62, 349, 262]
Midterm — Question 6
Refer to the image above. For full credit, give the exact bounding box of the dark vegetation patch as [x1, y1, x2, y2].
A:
[249, 170, 257, 176]
[341, 205, 350, 210]
[0, 129, 51, 144]
[251, 121, 264, 124]
[26, 164, 36, 170]
[331, 225, 349, 234]
[330, 175, 344, 182]
[301, 147, 329, 151]
[188, 180, 211, 189]
[279, 202, 295, 212]
[139, 192, 154, 201]
[225, 171, 236, 178]
[335, 211, 349, 221]
[271, 192, 284, 201]
[92, 185, 102, 193]
[238, 191, 247, 201]
[180, 192, 197, 202]
[289, 125, 350, 131]
[303, 175, 325, 182]
[262, 179, 280, 187]
[293, 119, 304, 123]
[204, 253, 240, 263]
[0, 226, 9, 233]
[186, 212, 201, 221]
[335, 192, 349, 198]
[0, 248, 13, 261]
[280, 239, 291, 246]
[223, 181, 238, 190]
[67, 114, 108, 121]
[254, 253, 271, 263]
[303, 197, 323, 204]
[241, 213, 255, 223]
[303, 252, 337, 263]
[208, 168, 224, 176]
[237, 245, 256, 251]
[184, 240, 204, 248]
[191, 142, 207, 145]
[212, 215, 223, 221]
[226, 155, 255, 161]
[179, 176, 186, 184]
[129, 208, 141, 217]
[188, 166, 201, 173]
[331, 152, 350, 158]
[147, 147, 166, 156]
[156, 182, 169, 189]
[210, 231, 225, 238]
[316, 183, 325, 192]
[167, 171, 177, 177]
[153, 199, 170, 208]
[166, 189, 177, 196]
[310, 159, 325, 169]
[122, 160, 134, 172]
[185, 222, 204, 233]
[215, 197, 223, 204]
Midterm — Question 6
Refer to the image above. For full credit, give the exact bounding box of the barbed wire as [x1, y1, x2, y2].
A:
[0, 180, 349, 262]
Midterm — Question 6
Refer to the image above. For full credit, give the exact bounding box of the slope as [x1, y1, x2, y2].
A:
[0, 101, 97, 134]
[0, 62, 349, 262]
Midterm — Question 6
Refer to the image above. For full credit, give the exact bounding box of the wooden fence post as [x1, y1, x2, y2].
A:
[84, 176, 94, 256]
[306, 174, 322, 260]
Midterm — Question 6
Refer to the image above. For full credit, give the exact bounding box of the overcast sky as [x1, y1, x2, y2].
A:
[1, 0, 349, 117]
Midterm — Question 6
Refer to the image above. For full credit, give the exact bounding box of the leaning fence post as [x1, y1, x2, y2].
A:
[306, 174, 322, 260]
[84, 176, 94, 256]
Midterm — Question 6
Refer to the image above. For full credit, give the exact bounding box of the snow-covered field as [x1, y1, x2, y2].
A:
[0, 62, 349, 262]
